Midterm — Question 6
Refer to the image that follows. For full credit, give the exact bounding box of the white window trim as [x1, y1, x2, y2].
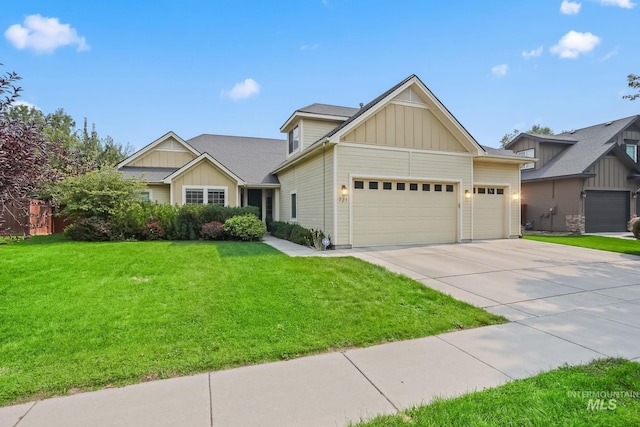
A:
[287, 124, 301, 157]
[290, 190, 298, 221]
[626, 143, 638, 162]
[138, 189, 153, 202]
[517, 148, 535, 170]
[182, 185, 229, 206]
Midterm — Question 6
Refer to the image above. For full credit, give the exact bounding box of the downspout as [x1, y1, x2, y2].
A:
[323, 141, 326, 233]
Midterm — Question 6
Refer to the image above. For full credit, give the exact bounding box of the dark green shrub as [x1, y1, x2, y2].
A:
[199, 205, 259, 224]
[633, 219, 640, 239]
[201, 221, 224, 240]
[223, 214, 266, 241]
[289, 224, 312, 246]
[172, 204, 201, 240]
[269, 221, 321, 247]
[64, 217, 114, 241]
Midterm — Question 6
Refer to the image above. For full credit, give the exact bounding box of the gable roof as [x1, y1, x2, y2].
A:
[162, 152, 245, 185]
[186, 134, 285, 185]
[116, 131, 199, 168]
[280, 103, 358, 132]
[515, 115, 640, 182]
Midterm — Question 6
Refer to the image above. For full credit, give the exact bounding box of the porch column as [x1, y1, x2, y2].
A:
[261, 189, 267, 222]
[274, 188, 280, 221]
[242, 188, 249, 207]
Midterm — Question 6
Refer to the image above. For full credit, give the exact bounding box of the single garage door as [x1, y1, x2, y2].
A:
[585, 190, 629, 232]
[352, 179, 457, 246]
[473, 186, 506, 239]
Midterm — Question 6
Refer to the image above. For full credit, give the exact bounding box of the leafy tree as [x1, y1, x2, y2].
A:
[623, 73, 640, 101]
[0, 66, 62, 235]
[500, 124, 554, 148]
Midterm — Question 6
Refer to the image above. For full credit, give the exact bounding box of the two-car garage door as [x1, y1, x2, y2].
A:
[352, 179, 457, 246]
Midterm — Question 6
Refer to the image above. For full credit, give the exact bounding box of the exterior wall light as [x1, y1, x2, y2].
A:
[580, 191, 586, 199]
[633, 192, 638, 200]
[512, 192, 520, 201]
[341, 185, 348, 196]
[464, 190, 471, 199]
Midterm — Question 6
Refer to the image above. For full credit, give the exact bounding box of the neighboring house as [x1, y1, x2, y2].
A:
[118, 74, 527, 247]
[505, 115, 640, 233]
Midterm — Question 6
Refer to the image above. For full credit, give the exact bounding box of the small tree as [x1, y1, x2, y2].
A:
[500, 124, 554, 148]
[51, 169, 145, 220]
[623, 74, 640, 101]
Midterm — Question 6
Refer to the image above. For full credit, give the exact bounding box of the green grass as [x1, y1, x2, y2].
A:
[355, 358, 640, 427]
[524, 234, 640, 256]
[0, 236, 505, 406]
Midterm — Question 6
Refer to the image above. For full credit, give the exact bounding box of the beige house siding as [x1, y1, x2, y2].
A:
[521, 179, 582, 232]
[335, 144, 473, 245]
[130, 149, 196, 168]
[277, 148, 335, 238]
[340, 104, 466, 152]
[147, 184, 171, 204]
[301, 120, 341, 150]
[170, 161, 238, 206]
[585, 154, 635, 190]
[473, 161, 521, 237]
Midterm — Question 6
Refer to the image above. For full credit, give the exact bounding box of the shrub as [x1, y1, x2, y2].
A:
[199, 205, 259, 225]
[633, 220, 640, 240]
[223, 214, 266, 241]
[64, 217, 114, 241]
[201, 221, 224, 240]
[289, 224, 312, 246]
[269, 221, 326, 248]
[172, 204, 202, 240]
[142, 220, 166, 240]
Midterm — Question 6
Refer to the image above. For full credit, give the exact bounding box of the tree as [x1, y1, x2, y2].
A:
[500, 124, 554, 148]
[0, 66, 62, 235]
[623, 74, 640, 101]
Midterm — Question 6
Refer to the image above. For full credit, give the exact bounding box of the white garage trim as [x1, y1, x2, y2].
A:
[472, 182, 512, 240]
[340, 142, 473, 158]
[349, 173, 463, 246]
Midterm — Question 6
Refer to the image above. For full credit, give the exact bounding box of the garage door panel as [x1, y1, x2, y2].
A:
[473, 188, 506, 240]
[353, 180, 457, 246]
[585, 191, 629, 232]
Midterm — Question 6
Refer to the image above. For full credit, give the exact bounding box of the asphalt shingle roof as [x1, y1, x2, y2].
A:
[518, 115, 640, 181]
[186, 134, 286, 185]
[296, 103, 360, 118]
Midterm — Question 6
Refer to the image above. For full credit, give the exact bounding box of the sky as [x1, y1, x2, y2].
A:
[2, 0, 640, 150]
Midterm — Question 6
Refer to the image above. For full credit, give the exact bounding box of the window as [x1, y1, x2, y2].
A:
[185, 188, 204, 204]
[291, 193, 297, 219]
[410, 183, 418, 191]
[354, 180, 364, 189]
[369, 181, 379, 190]
[184, 186, 227, 206]
[434, 184, 442, 192]
[383, 182, 392, 190]
[477, 187, 486, 194]
[397, 183, 405, 191]
[487, 188, 495, 194]
[422, 183, 431, 191]
[517, 148, 535, 170]
[139, 191, 151, 202]
[626, 144, 638, 162]
[446, 184, 454, 192]
[497, 188, 504, 195]
[288, 126, 300, 155]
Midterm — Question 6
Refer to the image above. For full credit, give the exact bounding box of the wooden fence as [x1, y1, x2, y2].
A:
[0, 199, 55, 236]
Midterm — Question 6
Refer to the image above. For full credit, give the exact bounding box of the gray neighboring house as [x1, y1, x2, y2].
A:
[506, 115, 640, 233]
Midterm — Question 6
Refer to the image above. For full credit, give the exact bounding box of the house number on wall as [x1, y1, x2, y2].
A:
[338, 196, 348, 203]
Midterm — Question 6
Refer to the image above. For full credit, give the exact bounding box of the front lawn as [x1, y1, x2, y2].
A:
[355, 358, 640, 427]
[0, 237, 504, 406]
[524, 234, 640, 256]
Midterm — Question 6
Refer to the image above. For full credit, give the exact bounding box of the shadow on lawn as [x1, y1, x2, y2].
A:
[170, 240, 284, 258]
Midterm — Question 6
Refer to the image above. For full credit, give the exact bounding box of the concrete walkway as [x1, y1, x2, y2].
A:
[2, 237, 640, 427]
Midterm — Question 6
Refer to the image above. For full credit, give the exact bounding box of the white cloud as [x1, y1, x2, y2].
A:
[4, 14, 89, 54]
[600, 47, 619, 62]
[550, 30, 601, 58]
[11, 100, 40, 110]
[560, 1, 582, 14]
[221, 78, 260, 100]
[599, 0, 635, 8]
[491, 64, 508, 77]
[522, 46, 543, 58]
[300, 43, 320, 51]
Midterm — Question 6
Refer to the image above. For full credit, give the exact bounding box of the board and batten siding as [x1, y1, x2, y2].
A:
[277, 148, 335, 238]
[170, 161, 238, 206]
[301, 120, 341, 150]
[509, 138, 567, 170]
[473, 161, 521, 237]
[148, 184, 171, 204]
[585, 154, 635, 191]
[335, 144, 473, 245]
[341, 104, 466, 152]
[129, 137, 196, 168]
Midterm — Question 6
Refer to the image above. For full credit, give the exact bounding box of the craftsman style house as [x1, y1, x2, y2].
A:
[506, 116, 640, 233]
[118, 75, 527, 247]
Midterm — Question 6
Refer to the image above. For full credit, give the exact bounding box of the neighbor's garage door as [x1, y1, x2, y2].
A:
[352, 179, 457, 246]
[585, 190, 629, 232]
[473, 186, 506, 239]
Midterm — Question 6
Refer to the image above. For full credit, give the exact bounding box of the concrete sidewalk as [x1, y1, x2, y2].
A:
[2, 237, 640, 427]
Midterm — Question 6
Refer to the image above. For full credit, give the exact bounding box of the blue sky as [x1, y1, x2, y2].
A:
[2, 0, 640, 150]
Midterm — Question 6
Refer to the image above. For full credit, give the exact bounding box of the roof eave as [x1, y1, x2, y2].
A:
[272, 139, 336, 174]
[522, 172, 596, 183]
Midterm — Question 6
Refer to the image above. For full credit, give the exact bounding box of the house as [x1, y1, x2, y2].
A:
[118, 74, 527, 247]
[505, 115, 640, 233]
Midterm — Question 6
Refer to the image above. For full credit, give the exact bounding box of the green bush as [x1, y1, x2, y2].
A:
[172, 204, 201, 240]
[223, 214, 266, 241]
[64, 217, 114, 241]
[269, 221, 323, 247]
[633, 219, 640, 239]
[199, 205, 259, 224]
